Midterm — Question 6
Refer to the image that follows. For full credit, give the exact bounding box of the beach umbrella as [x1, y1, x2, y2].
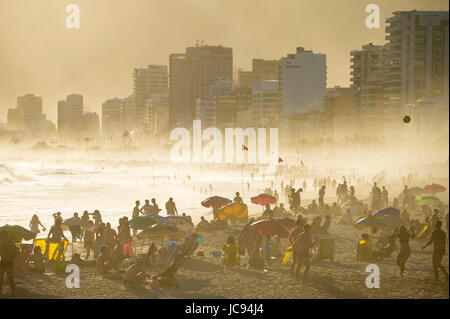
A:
[167, 215, 194, 233]
[380, 215, 408, 228]
[273, 217, 296, 231]
[0, 224, 36, 243]
[137, 223, 184, 240]
[373, 207, 400, 218]
[218, 202, 248, 222]
[62, 218, 91, 228]
[416, 195, 441, 207]
[424, 184, 446, 195]
[129, 214, 169, 230]
[251, 193, 276, 206]
[353, 216, 391, 230]
[201, 196, 232, 209]
[409, 186, 425, 196]
[249, 219, 290, 238]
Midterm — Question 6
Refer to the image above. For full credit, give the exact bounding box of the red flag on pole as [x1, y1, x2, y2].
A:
[242, 145, 248, 151]
[278, 157, 283, 163]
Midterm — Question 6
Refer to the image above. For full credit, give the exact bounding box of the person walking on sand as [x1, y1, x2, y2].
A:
[293, 224, 317, 283]
[422, 221, 449, 282]
[0, 229, 19, 296]
[29, 214, 46, 235]
[394, 225, 415, 276]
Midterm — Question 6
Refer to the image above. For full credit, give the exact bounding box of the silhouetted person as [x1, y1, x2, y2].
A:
[422, 221, 449, 281]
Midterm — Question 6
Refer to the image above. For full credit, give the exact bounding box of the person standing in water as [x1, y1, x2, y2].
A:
[394, 225, 415, 276]
[29, 214, 46, 235]
[422, 221, 449, 282]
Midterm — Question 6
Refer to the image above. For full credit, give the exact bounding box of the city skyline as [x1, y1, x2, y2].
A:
[1, 0, 448, 123]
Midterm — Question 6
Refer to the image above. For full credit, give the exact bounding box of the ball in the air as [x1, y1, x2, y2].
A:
[403, 115, 411, 123]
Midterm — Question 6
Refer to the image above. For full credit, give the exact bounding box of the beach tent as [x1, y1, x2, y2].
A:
[353, 216, 391, 230]
[218, 202, 248, 222]
[416, 195, 441, 207]
[373, 207, 400, 218]
[0, 224, 36, 243]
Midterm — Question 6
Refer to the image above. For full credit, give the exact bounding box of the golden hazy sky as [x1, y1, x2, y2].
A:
[0, 0, 448, 122]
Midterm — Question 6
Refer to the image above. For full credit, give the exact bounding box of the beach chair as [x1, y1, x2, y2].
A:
[319, 238, 334, 261]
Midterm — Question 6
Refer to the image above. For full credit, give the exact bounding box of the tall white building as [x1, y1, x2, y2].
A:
[280, 47, 327, 115]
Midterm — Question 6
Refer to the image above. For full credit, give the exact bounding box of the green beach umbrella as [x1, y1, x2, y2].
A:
[416, 195, 441, 207]
[0, 224, 36, 243]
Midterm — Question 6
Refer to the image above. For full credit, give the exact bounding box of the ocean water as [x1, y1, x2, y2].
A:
[0, 159, 275, 235]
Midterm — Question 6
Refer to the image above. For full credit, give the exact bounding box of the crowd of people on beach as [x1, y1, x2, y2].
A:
[1, 168, 449, 296]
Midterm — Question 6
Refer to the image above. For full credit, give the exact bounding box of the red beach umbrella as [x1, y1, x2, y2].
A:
[251, 193, 276, 206]
[273, 217, 296, 231]
[249, 219, 290, 238]
[201, 196, 232, 209]
[424, 184, 446, 195]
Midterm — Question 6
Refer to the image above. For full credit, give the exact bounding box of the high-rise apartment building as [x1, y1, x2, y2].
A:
[280, 47, 327, 115]
[133, 65, 168, 131]
[252, 80, 281, 127]
[350, 43, 386, 136]
[384, 11, 449, 107]
[102, 98, 123, 137]
[57, 94, 84, 138]
[239, 59, 279, 89]
[169, 44, 233, 128]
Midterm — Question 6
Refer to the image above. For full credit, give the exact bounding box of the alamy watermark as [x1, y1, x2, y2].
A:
[169, 120, 279, 165]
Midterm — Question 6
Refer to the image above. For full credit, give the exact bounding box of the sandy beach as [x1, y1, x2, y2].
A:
[4, 217, 448, 300]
